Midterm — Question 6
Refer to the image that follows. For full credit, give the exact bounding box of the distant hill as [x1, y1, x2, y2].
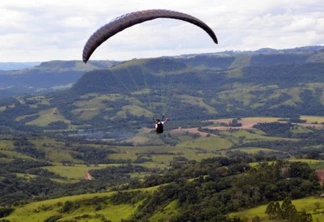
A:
[0, 60, 119, 98]
[175, 45, 324, 69]
[1, 46, 323, 100]
[0, 62, 40, 70]
[1, 46, 324, 136]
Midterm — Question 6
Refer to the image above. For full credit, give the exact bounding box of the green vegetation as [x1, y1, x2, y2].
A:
[24, 108, 70, 127]
[231, 196, 324, 221]
[1, 49, 324, 135]
[1, 47, 324, 221]
[177, 135, 232, 150]
[3, 157, 321, 222]
[43, 164, 110, 180]
[0, 119, 324, 221]
[5, 191, 142, 222]
[265, 198, 312, 222]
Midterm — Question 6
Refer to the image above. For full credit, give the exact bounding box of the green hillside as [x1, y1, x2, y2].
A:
[0, 60, 120, 99]
[1, 47, 324, 137]
[230, 196, 324, 221]
[2, 157, 321, 222]
[5, 189, 151, 222]
[1, 47, 324, 221]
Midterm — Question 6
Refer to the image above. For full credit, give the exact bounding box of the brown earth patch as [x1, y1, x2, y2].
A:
[143, 118, 323, 138]
[170, 127, 210, 137]
[208, 118, 323, 130]
[315, 169, 324, 185]
[85, 171, 93, 180]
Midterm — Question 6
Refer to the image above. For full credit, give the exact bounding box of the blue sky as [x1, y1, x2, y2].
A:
[1, 0, 323, 62]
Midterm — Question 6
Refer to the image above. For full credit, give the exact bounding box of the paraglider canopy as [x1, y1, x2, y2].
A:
[82, 9, 218, 63]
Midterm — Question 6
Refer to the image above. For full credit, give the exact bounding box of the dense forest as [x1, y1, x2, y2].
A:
[0, 155, 321, 221]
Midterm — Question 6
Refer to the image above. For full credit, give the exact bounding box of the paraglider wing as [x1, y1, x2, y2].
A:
[82, 9, 218, 63]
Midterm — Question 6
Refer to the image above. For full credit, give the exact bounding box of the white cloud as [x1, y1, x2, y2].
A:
[0, 0, 323, 62]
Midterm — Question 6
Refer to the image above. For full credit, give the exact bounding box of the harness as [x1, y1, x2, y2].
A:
[156, 121, 164, 134]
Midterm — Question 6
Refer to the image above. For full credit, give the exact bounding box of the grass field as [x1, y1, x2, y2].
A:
[220, 129, 298, 145]
[72, 107, 100, 120]
[117, 105, 152, 118]
[228, 55, 251, 70]
[301, 115, 324, 123]
[72, 94, 123, 120]
[248, 159, 324, 170]
[230, 196, 324, 222]
[109, 144, 223, 169]
[208, 116, 323, 131]
[176, 136, 232, 151]
[26, 95, 51, 106]
[0, 139, 14, 149]
[45, 149, 77, 163]
[7, 194, 137, 222]
[149, 200, 180, 221]
[111, 145, 180, 168]
[230, 147, 276, 154]
[0, 150, 35, 160]
[5, 187, 158, 222]
[74, 94, 122, 109]
[29, 138, 76, 162]
[178, 95, 217, 114]
[288, 158, 324, 169]
[25, 108, 70, 126]
[221, 87, 258, 106]
[241, 117, 280, 122]
[43, 164, 120, 180]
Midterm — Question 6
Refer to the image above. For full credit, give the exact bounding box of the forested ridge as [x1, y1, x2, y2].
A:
[0, 156, 320, 221]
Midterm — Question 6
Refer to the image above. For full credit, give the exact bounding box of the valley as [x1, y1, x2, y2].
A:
[1, 46, 324, 221]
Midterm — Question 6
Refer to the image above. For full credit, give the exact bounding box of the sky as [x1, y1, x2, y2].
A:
[1, 0, 323, 62]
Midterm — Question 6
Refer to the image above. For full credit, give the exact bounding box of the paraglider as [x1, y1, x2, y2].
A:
[82, 9, 218, 63]
[82, 9, 218, 134]
[154, 116, 169, 134]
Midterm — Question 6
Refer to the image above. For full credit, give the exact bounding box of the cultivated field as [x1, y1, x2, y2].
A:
[170, 116, 324, 136]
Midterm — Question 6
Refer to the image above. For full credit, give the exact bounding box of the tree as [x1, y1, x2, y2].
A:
[280, 198, 293, 219]
[252, 216, 261, 222]
[265, 198, 313, 222]
[229, 118, 242, 127]
[265, 202, 276, 219]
